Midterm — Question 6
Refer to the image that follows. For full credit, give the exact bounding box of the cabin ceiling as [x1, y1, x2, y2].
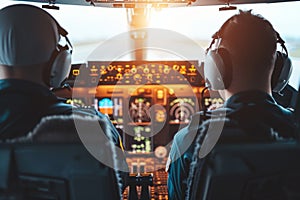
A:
[14, 0, 300, 7]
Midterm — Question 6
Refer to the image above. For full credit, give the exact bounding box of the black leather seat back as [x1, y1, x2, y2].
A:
[188, 142, 300, 200]
[0, 115, 122, 200]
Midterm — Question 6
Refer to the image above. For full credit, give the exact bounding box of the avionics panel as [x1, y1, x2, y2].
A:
[62, 61, 224, 153]
[67, 60, 203, 86]
[59, 61, 223, 198]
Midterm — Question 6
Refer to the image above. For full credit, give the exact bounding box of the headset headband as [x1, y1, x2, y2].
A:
[276, 32, 288, 56]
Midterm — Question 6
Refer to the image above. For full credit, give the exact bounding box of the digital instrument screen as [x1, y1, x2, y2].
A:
[129, 97, 152, 123]
[169, 97, 196, 124]
[126, 126, 152, 153]
[97, 97, 124, 124]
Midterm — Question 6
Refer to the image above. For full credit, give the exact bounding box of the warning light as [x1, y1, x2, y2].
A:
[72, 69, 80, 76]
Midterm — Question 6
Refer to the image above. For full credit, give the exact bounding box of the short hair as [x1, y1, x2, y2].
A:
[218, 10, 277, 69]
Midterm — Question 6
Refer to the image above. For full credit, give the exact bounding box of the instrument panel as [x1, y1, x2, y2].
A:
[55, 60, 223, 200]
[65, 61, 202, 151]
[67, 60, 203, 86]
[57, 60, 223, 175]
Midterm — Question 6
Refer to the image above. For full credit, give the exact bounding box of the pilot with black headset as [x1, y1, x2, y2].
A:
[167, 10, 297, 200]
[0, 4, 128, 190]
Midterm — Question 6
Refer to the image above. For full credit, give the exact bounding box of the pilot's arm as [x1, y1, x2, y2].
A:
[167, 128, 196, 200]
[95, 111, 129, 190]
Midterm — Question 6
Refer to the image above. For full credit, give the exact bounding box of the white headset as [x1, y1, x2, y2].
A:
[45, 19, 73, 88]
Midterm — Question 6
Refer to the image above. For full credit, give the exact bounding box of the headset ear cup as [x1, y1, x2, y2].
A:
[204, 48, 232, 90]
[272, 51, 292, 93]
[49, 50, 72, 88]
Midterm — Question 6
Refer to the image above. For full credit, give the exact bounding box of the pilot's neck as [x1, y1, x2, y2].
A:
[0, 65, 48, 88]
[221, 70, 273, 101]
[222, 84, 272, 101]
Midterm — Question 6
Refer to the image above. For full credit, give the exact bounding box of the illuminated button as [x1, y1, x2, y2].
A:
[163, 68, 170, 74]
[90, 65, 99, 76]
[189, 65, 196, 73]
[66, 99, 72, 104]
[116, 73, 122, 80]
[157, 90, 164, 99]
[131, 67, 137, 74]
[169, 89, 175, 95]
[107, 65, 114, 71]
[156, 110, 166, 122]
[100, 69, 107, 75]
[147, 74, 153, 81]
[180, 67, 186, 74]
[193, 87, 198, 94]
[133, 74, 142, 82]
[173, 64, 180, 71]
[72, 69, 80, 76]
[117, 65, 123, 72]
[138, 88, 145, 94]
[205, 98, 210, 106]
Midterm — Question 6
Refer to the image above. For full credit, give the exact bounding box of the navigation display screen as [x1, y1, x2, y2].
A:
[97, 97, 124, 124]
[169, 97, 196, 124]
[129, 97, 152, 123]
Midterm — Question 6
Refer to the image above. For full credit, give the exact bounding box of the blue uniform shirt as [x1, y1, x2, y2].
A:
[167, 90, 296, 200]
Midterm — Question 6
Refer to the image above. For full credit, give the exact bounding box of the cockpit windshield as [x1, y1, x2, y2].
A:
[2, 0, 299, 89]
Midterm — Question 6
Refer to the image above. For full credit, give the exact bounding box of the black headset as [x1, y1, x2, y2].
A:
[43, 9, 73, 88]
[204, 18, 292, 93]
